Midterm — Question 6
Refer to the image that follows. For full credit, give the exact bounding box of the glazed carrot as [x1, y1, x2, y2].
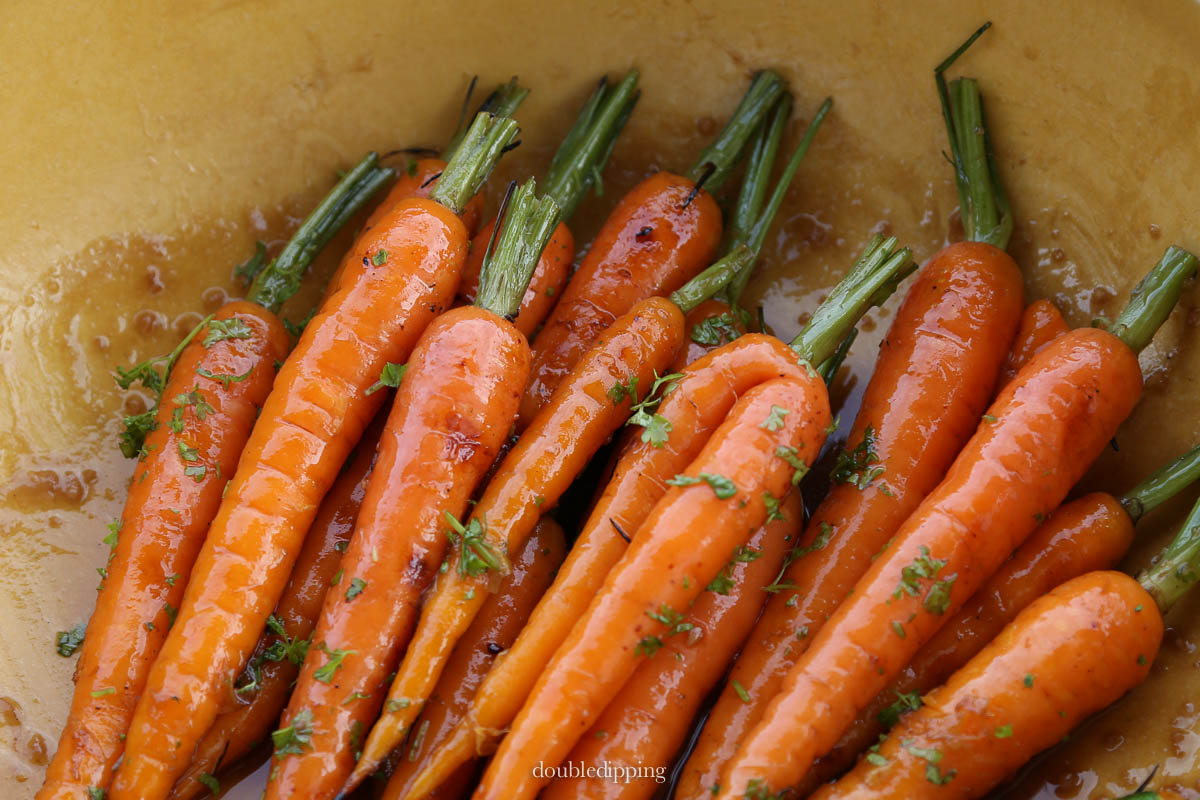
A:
[714, 243, 1198, 799]
[383, 518, 567, 800]
[479, 376, 830, 800]
[109, 114, 519, 800]
[806, 444, 1200, 792]
[407, 235, 915, 800]
[346, 294, 687, 791]
[457, 71, 640, 338]
[168, 412, 386, 800]
[999, 298, 1070, 386]
[811, 570, 1162, 800]
[263, 180, 556, 800]
[679, 28, 1032, 794]
[541, 493, 801, 800]
[518, 71, 787, 425]
[38, 156, 390, 800]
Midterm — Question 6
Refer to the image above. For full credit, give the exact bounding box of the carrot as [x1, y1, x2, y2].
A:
[810, 570, 1162, 800]
[805, 443, 1200, 792]
[108, 114, 519, 800]
[999, 298, 1070, 386]
[382, 518, 567, 800]
[518, 71, 788, 425]
[714, 243, 1197, 799]
[346, 294, 686, 792]
[168, 411, 386, 800]
[262, 179, 557, 800]
[680, 27, 1030, 794]
[541, 493, 802, 800]
[475, 230, 918, 800]
[456, 71, 640, 338]
[38, 155, 390, 800]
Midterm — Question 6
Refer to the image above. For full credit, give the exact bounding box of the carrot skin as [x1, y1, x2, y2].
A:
[542, 494, 801, 800]
[111, 197, 467, 800]
[813, 571, 1161, 800]
[679, 241, 1023, 798]
[716, 326, 1144, 799]
[168, 413, 386, 800]
[37, 303, 288, 800]
[477, 375, 833, 800]
[999, 298, 1070, 387]
[519, 172, 722, 425]
[349, 297, 686, 791]
[806, 491, 1134, 792]
[264, 306, 530, 800]
[365, 158, 484, 236]
[405, 333, 809, 798]
[671, 298, 749, 370]
[457, 219, 574, 338]
[384, 518, 567, 800]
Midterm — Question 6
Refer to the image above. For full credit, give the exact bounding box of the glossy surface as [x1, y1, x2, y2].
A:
[814, 571, 1162, 800]
[811, 492, 1136, 794]
[110, 198, 467, 800]
[38, 302, 288, 799]
[171, 411, 385, 800]
[5, 2, 1200, 796]
[480, 376, 832, 800]
[671, 299, 750, 370]
[265, 305, 528, 800]
[350, 296, 685, 789]
[1000, 299, 1071, 387]
[383, 518, 567, 800]
[680, 241, 1024, 798]
[519, 172, 721, 425]
[543, 494, 801, 800]
[717, 328, 1145, 798]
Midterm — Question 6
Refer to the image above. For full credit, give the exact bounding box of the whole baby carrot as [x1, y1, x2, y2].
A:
[518, 70, 787, 425]
[346, 294, 687, 791]
[38, 156, 388, 800]
[109, 113, 519, 800]
[263, 180, 557, 800]
[999, 298, 1070, 386]
[168, 413, 386, 800]
[406, 235, 915, 800]
[714, 244, 1197, 799]
[382, 518, 567, 800]
[804, 443, 1200, 792]
[457, 70, 640, 337]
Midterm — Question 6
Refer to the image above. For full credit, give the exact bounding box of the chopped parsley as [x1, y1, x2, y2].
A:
[371, 248, 389, 266]
[762, 491, 786, 522]
[877, 690, 923, 728]
[831, 426, 885, 490]
[774, 445, 809, 485]
[626, 371, 682, 447]
[196, 366, 254, 388]
[708, 545, 763, 595]
[647, 605, 694, 638]
[90, 687, 116, 698]
[365, 362, 407, 395]
[444, 511, 506, 577]
[313, 643, 355, 684]
[197, 772, 221, 795]
[88, 789, 106, 800]
[635, 636, 663, 657]
[164, 602, 178, 628]
[1024, 673, 1035, 688]
[903, 740, 956, 785]
[666, 472, 737, 499]
[760, 405, 791, 432]
[56, 623, 87, 657]
[690, 310, 747, 346]
[607, 375, 640, 405]
[345, 577, 367, 602]
[893, 546, 948, 601]
[386, 698, 411, 712]
[184, 465, 207, 482]
[994, 724, 1013, 738]
[203, 318, 253, 348]
[732, 679, 752, 703]
[924, 574, 957, 615]
[271, 708, 314, 756]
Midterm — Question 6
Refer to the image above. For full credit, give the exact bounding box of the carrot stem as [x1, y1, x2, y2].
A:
[1138, 490, 1200, 613]
[1106, 245, 1199, 353]
[476, 179, 561, 319]
[248, 152, 393, 314]
[669, 245, 755, 314]
[724, 93, 791, 262]
[431, 112, 521, 215]
[817, 326, 857, 384]
[543, 69, 640, 221]
[789, 235, 916, 366]
[936, 22, 1013, 250]
[443, 77, 529, 163]
[686, 70, 785, 192]
[1121, 443, 1200, 524]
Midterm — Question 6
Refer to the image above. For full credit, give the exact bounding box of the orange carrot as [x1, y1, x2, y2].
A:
[346, 295, 686, 792]
[262, 179, 556, 800]
[999, 298, 1069, 386]
[542, 493, 801, 800]
[38, 155, 390, 800]
[713, 242, 1199, 798]
[382, 518, 567, 800]
[803, 442, 1200, 792]
[678, 238, 1024, 797]
[811, 570, 1162, 800]
[109, 113, 519, 800]
[408, 232, 915, 800]
[518, 71, 788, 426]
[478, 376, 832, 800]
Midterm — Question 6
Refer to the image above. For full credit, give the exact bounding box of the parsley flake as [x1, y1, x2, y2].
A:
[272, 708, 314, 756]
[203, 318, 253, 348]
